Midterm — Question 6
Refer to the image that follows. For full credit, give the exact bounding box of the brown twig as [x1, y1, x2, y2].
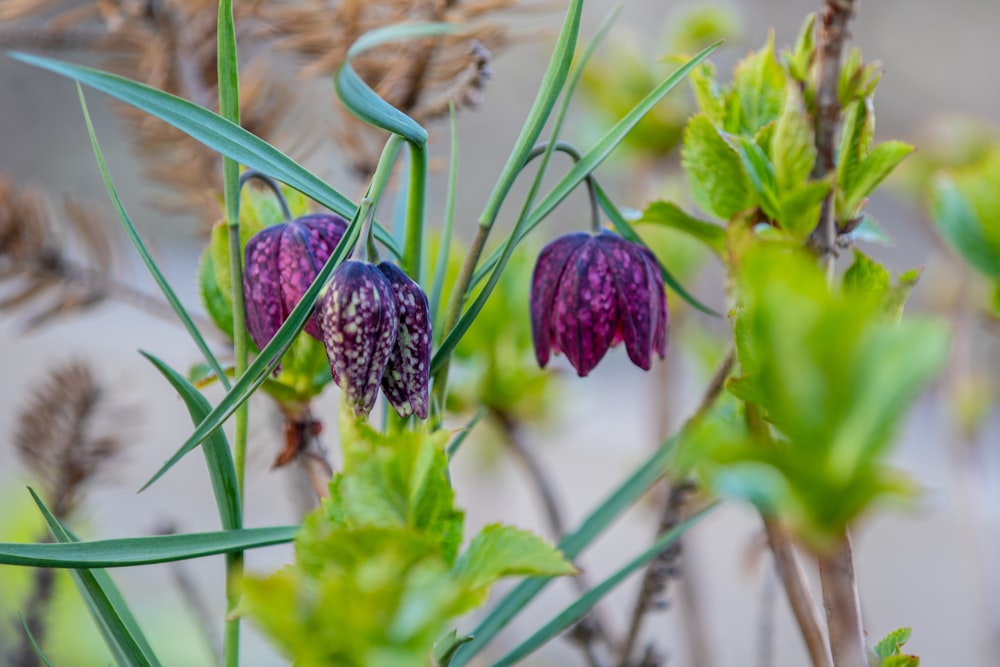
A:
[818, 533, 868, 667]
[808, 0, 859, 278]
[617, 348, 735, 667]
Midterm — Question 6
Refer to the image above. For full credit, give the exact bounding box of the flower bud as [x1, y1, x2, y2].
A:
[377, 262, 432, 419]
[317, 261, 398, 418]
[243, 213, 347, 350]
[530, 231, 668, 376]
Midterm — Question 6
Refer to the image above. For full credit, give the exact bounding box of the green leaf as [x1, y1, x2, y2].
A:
[779, 178, 831, 240]
[772, 84, 816, 193]
[488, 503, 717, 667]
[29, 490, 161, 667]
[838, 98, 874, 201]
[433, 43, 720, 373]
[448, 435, 678, 666]
[0, 524, 297, 568]
[19, 612, 57, 667]
[336, 23, 459, 146]
[446, 407, 488, 460]
[724, 132, 781, 220]
[875, 627, 912, 660]
[141, 352, 241, 531]
[198, 242, 235, 338]
[454, 524, 576, 592]
[688, 62, 727, 125]
[843, 141, 914, 216]
[636, 200, 726, 256]
[477, 0, 583, 227]
[10, 52, 402, 258]
[682, 113, 753, 219]
[76, 86, 231, 391]
[932, 176, 1000, 280]
[731, 31, 786, 135]
[882, 656, 919, 667]
[434, 630, 474, 667]
[843, 249, 890, 301]
[785, 14, 816, 83]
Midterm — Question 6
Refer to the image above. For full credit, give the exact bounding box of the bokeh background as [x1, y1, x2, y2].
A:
[1, 0, 999, 665]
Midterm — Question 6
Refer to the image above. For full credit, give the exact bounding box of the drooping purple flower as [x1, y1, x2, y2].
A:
[243, 213, 348, 350]
[317, 261, 399, 418]
[530, 230, 668, 377]
[377, 262, 432, 419]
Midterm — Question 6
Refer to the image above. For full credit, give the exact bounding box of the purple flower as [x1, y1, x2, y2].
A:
[317, 261, 399, 418]
[530, 231, 668, 377]
[243, 213, 347, 350]
[377, 262, 432, 419]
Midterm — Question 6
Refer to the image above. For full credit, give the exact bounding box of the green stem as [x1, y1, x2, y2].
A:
[217, 2, 244, 666]
[403, 142, 428, 283]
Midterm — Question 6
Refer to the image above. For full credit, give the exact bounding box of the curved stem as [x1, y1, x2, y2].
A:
[524, 141, 601, 233]
[403, 142, 427, 282]
[238, 170, 292, 222]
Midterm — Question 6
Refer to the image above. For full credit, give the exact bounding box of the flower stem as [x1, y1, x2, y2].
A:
[238, 170, 292, 221]
[403, 142, 427, 283]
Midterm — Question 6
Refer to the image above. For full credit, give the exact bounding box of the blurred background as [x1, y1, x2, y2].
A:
[1, 0, 998, 665]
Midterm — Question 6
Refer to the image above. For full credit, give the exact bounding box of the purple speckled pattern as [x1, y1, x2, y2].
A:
[317, 261, 399, 418]
[242, 213, 347, 350]
[377, 262, 432, 419]
[530, 231, 669, 377]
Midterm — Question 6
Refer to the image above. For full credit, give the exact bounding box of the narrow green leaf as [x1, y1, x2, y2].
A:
[843, 141, 914, 215]
[76, 86, 230, 390]
[446, 407, 488, 460]
[430, 103, 459, 326]
[10, 52, 402, 258]
[448, 436, 678, 666]
[932, 177, 1000, 280]
[489, 503, 717, 667]
[434, 630, 474, 667]
[0, 523, 297, 568]
[477, 0, 583, 227]
[599, 185, 721, 316]
[19, 613, 57, 667]
[636, 200, 726, 257]
[432, 44, 720, 373]
[29, 490, 160, 667]
[837, 98, 874, 199]
[141, 352, 241, 531]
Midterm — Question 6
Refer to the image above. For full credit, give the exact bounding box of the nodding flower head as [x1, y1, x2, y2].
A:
[242, 213, 347, 350]
[377, 262, 432, 420]
[530, 231, 668, 377]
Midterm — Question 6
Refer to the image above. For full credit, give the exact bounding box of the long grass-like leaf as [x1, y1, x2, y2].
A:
[446, 407, 488, 460]
[19, 613, 57, 667]
[0, 522, 297, 568]
[430, 103, 460, 330]
[448, 436, 678, 666]
[10, 52, 401, 258]
[76, 86, 231, 390]
[431, 43, 720, 374]
[489, 503, 718, 666]
[141, 352, 241, 531]
[29, 490, 160, 667]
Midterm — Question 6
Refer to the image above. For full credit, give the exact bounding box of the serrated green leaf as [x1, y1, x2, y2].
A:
[932, 177, 1000, 280]
[732, 31, 786, 134]
[682, 113, 753, 219]
[636, 200, 726, 256]
[141, 352, 241, 532]
[772, 84, 816, 192]
[28, 490, 160, 667]
[489, 503, 717, 667]
[724, 132, 781, 220]
[882, 656, 919, 667]
[843, 141, 914, 216]
[688, 62, 727, 124]
[10, 52, 402, 259]
[454, 524, 576, 593]
[875, 626, 912, 659]
[843, 249, 890, 300]
[838, 98, 874, 201]
[785, 14, 816, 83]
[0, 525, 297, 568]
[779, 178, 830, 240]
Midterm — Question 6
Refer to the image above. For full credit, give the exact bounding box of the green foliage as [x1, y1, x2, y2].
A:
[681, 244, 949, 548]
[875, 627, 920, 666]
[635, 200, 726, 258]
[241, 412, 573, 667]
[931, 148, 1000, 281]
